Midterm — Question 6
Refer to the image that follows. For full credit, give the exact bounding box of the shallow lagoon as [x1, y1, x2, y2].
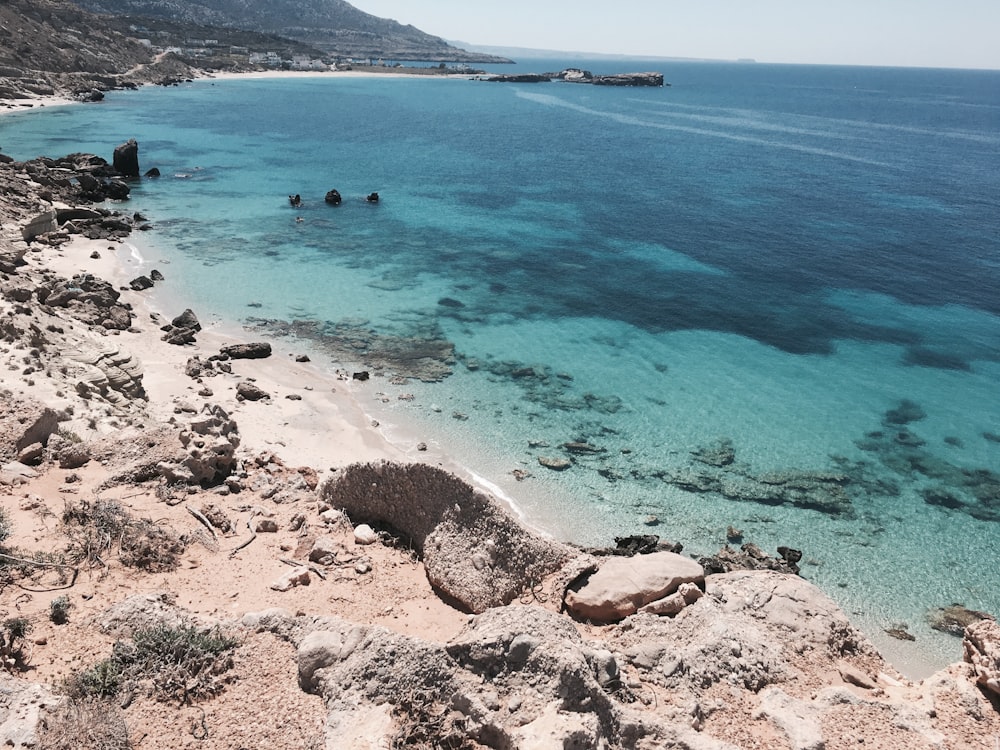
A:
[3, 61, 999, 674]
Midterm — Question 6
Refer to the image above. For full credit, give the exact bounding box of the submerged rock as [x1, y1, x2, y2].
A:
[928, 604, 994, 636]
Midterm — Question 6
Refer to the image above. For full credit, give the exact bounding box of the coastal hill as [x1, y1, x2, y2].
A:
[0, 0, 155, 100]
[69, 0, 511, 62]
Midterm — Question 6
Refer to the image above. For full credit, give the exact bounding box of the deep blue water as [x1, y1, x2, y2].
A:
[3, 61, 999, 674]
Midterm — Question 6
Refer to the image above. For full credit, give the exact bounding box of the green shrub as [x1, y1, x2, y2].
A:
[49, 596, 72, 625]
[64, 623, 238, 704]
[0, 507, 11, 547]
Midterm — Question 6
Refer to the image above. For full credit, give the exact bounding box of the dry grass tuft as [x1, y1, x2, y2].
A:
[37, 697, 131, 750]
[61, 499, 184, 572]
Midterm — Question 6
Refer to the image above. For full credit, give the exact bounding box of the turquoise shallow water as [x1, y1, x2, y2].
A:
[3, 62, 999, 675]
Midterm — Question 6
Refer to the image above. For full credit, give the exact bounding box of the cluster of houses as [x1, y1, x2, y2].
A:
[128, 25, 332, 70]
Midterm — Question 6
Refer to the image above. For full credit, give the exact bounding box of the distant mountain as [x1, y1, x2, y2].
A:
[70, 0, 511, 62]
[454, 42, 727, 64]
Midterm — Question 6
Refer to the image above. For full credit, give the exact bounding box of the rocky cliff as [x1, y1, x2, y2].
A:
[0, 0, 208, 103]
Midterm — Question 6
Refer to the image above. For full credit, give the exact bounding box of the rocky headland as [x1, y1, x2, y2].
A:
[484, 69, 666, 86]
[0, 129, 999, 748]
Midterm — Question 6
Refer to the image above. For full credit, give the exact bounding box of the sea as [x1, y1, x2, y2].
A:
[2, 59, 998, 676]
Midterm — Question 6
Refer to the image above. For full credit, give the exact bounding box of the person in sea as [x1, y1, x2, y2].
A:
[366, 192, 379, 203]
[289, 194, 302, 207]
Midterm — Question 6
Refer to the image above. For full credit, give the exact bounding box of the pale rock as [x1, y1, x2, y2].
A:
[511, 701, 600, 749]
[320, 508, 345, 525]
[271, 567, 311, 592]
[639, 581, 704, 616]
[15, 442, 44, 465]
[963, 617, 1000, 698]
[353, 523, 378, 545]
[755, 687, 825, 750]
[564, 551, 705, 622]
[0, 673, 60, 749]
[296, 624, 366, 693]
[325, 703, 396, 749]
[1, 461, 38, 484]
[309, 536, 343, 564]
[837, 661, 875, 689]
[21, 208, 57, 241]
[297, 630, 349, 692]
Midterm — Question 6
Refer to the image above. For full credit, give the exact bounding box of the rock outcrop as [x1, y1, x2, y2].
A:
[38, 273, 133, 331]
[0, 396, 59, 463]
[112, 138, 140, 178]
[593, 72, 665, 87]
[160, 404, 241, 486]
[320, 461, 572, 612]
[964, 618, 1000, 698]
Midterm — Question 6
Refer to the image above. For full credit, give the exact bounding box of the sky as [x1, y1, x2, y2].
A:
[351, 0, 1000, 70]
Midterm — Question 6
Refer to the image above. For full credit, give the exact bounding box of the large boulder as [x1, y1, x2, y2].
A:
[320, 462, 571, 612]
[221, 342, 272, 359]
[112, 138, 140, 178]
[564, 551, 705, 622]
[0, 674, 60, 749]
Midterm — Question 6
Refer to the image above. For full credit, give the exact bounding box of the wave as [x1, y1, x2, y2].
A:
[516, 90, 893, 167]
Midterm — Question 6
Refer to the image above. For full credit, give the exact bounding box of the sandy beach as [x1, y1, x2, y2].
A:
[1, 86, 999, 750]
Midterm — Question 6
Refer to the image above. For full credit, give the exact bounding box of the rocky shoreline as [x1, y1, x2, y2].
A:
[1, 131, 999, 748]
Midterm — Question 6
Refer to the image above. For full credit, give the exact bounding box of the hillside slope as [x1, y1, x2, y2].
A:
[70, 0, 511, 61]
[0, 0, 233, 104]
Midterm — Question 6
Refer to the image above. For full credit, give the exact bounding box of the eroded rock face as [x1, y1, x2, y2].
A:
[279, 606, 676, 749]
[0, 396, 59, 464]
[564, 551, 705, 623]
[964, 618, 1000, 697]
[163, 404, 240, 486]
[610, 570, 879, 695]
[320, 462, 571, 612]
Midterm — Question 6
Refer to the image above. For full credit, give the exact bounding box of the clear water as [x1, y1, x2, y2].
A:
[4, 61, 999, 675]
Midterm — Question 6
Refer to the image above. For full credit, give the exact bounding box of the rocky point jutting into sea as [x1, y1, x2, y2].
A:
[1, 103, 999, 748]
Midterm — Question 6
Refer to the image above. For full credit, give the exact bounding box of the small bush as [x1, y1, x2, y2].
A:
[0, 507, 11, 546]
[64, 623, 238, 704]
[61, 499, 184, 572]
[37, 697, 131, 750]
[64, 658, 125, 699]
[1, 617, 33, 671]
[50, 596, 72, 625]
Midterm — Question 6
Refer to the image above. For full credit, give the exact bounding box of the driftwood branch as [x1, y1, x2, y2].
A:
[185, 506, 217, 539]
[228, 515, 258, 559]
[279, 557, 327, 580]
[0, 552, 79, 588]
